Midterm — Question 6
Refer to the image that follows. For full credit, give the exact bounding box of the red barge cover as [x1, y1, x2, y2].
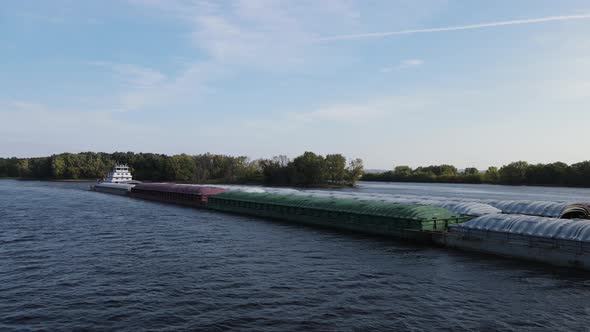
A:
[132, 183, 226, 196]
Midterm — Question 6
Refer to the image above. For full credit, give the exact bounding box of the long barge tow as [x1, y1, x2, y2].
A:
[90, 180, 590, 271]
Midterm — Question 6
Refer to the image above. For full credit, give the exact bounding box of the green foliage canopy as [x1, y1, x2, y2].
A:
[0, 151, 363, 187]
[363, 160, 590, 187]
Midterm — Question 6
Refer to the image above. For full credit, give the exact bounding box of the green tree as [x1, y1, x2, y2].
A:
[435, 164, 458, 177]
[393, 166, 413, 177]
[325, 154, 347, 183]
[413, 167, 436, 182]
[167, 154, 196, 182]
[570, 161, 590, 187]
[51, 154, 67, 179]
[499, 161, 529, 185]
[483, 166, 499, 183]
[17, 159, 30, 178]
[292, 151, 326, 185]
[346, 158, 364, 185]
[4, 158, 19, 177]
[542, 162, 569, 185]
[0, 159, 6, 177]
[28, 158, 52, 178]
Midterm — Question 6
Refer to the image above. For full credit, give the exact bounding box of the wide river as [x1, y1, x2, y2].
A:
[1, 179, 590, 331]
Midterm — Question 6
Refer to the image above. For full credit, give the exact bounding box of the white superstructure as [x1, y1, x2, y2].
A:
[103, 164, 133, 183]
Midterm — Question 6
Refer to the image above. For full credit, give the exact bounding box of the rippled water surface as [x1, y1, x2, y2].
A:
[1, 179, 590, 331]
[346, 181, 590, 202]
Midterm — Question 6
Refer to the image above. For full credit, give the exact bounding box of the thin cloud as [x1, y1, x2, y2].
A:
[398, 59, 424, 69]
[380, 59, 424, 72]
[318, 13, 590, 41]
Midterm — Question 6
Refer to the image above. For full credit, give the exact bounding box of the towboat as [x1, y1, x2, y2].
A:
[90, 164, 139, 195]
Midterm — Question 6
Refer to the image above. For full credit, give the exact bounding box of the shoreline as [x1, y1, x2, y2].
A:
[2, 178, 355, 189]
[6, 177, 590, 190]
[359, 179, 590, 190]
[5, 177, 590, 190]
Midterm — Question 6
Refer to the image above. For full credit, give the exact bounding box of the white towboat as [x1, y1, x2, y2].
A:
[91, 164, 139, 195]
[102, 164, 134, 183]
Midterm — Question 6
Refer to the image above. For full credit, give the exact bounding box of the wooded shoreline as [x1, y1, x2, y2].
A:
[362, 161, 590, 188]
[3, 152, 590, 188]
[0, 151, 364, 187]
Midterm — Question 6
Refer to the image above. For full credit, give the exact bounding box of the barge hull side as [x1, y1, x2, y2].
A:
[92, 185, 131, 196]
[435, 233, 590, 270]
[207, 196, 454, 242]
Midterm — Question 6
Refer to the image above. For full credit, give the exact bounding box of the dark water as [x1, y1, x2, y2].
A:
[1, 180, 590, 331]
[346, 181, 590, 202]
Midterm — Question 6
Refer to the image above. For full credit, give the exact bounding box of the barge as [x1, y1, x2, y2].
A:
[89, 180, 590, 271]
[207, 191, 466, 242]
[129, 183, 225, 208]
[435, 214, 590, 270]
[297, 191, 590, 219]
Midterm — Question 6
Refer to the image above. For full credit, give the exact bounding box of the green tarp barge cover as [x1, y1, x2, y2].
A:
[208, 191, 466, 238]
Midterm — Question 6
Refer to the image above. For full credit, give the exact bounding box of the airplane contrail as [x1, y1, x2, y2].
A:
[317, 13, 590, 41]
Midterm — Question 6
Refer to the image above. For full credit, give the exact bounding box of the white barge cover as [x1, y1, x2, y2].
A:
[451, 214, 590, 242]
[432, 201, 501, 217]
[478, 200, 589, 219]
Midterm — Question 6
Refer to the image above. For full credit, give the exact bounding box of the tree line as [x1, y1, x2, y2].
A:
[0, 151, 364, 187]
[361, 161, 590, 187]
[5, 152, 590, 187]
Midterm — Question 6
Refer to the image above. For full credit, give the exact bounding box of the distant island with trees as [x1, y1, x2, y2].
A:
[1, 152, 590, 188]
[363, 162, 590, 187]
[0, 151, 364, 187]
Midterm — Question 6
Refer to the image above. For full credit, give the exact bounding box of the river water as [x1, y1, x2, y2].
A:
[1, 179, 590, 331]
[347, 181, 590, 202]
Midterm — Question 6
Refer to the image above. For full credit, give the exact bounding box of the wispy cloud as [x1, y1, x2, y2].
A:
[131, 0, 360, 66]
[86, 61, 172, 111]
[401, 59, 424, 67]
[381, 59, 424, 72]
[318, 13, 590, 41]
[116, 0, 362, 111]
[1, 101, 49, 113]
[88, 61, 166, 88]
[243, 95, 430, 129]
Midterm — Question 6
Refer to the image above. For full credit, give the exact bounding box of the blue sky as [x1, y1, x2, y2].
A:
[1, 0, 590, 169]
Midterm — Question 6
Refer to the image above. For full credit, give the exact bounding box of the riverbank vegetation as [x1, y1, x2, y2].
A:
[0, 151, 364, 187]
[4, 153, 590, 188]
[362, 161, 590, 187]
